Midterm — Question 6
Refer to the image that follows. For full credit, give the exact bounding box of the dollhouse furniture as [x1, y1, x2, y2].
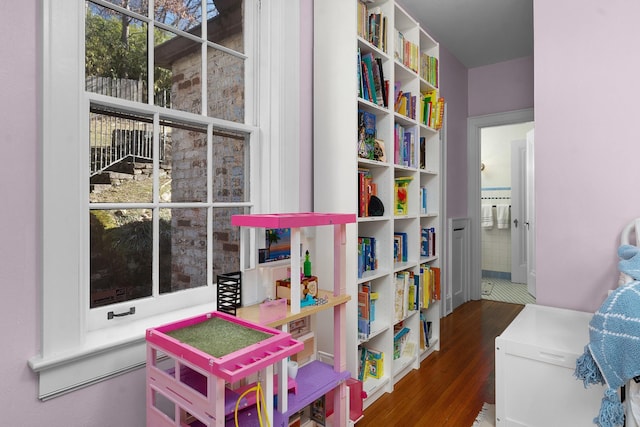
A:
[146, 310, 303, 426]
[146, 212, 356, 427]
[231, 212, 356, 426]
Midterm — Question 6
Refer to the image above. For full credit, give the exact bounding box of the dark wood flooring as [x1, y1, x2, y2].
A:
[356, 299, 524, 427]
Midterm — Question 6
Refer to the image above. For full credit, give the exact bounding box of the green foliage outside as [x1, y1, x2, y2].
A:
[85, 8, 173, 98]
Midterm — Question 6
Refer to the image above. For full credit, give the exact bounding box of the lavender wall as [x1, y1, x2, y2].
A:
[468, 56, 534, 117]
[534, 1, 640, 311]
[2, 2, 315, 425]
[2, 3, 146, 426]
[438, 47, 469, 219]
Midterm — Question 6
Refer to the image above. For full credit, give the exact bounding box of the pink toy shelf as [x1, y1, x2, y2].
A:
[231, 212, 356, 427]
[230, 212, 356, 229]
[146, 213, 356, 427]
[146, 311, 300, 383]
[146, 311, 302, 427]
[232, 212, 356, 316]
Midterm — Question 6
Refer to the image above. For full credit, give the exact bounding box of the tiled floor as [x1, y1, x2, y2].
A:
[481, 277, 536, 305]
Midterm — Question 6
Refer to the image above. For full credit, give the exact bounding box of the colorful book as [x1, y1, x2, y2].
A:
[361, 52, 378, 105]
[394, 177, 412, 215]
[374, 57, 387, 107]
[371, 57, 385, 107]
[358, 287, 371, 340]
[366, 348, 384, 378]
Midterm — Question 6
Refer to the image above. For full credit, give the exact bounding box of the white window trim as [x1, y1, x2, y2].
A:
[29, 0, 301, 400]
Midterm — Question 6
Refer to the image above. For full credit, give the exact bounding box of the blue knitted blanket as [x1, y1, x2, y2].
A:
[575, 244, 640, 427]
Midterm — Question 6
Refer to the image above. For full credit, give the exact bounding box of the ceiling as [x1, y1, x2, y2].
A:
[397, 0, 533, 69]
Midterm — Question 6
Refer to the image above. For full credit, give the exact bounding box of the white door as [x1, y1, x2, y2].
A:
[510, 139, 527, 284]
[526, 130, 536, 297]
[451, 219, 469, 311]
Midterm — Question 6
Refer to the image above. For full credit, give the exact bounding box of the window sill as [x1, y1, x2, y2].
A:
[28, 301, 217, 400]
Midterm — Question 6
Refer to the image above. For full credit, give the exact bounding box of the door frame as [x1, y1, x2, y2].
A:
[510, 139, 527, 284]
[467, 108, 534, 300]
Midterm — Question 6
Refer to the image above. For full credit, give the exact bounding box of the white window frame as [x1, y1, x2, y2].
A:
[29, 0, 301, 400]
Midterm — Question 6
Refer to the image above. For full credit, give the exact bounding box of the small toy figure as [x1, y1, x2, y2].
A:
[303, 250, 312, 277]
[300, 293, 316, 308]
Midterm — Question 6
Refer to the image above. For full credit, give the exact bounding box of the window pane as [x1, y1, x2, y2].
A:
[159, 207, 207, 294]
[212, 129, 249, 202]
[89, 108, 157, 203]
[90, 209, 153, 308]
[206, 1, 244, 54]
[163, 122, 208, 203]
[154, 28, 202, 114]
[99, 0, 147, 15]
[85, 0, 251, 311]
[207, 46, 245, 123]
[153, 27, 177, 108]
[154, 0, 208, 34]
[85, 2, 149, 103]
[213, 207, 244, 279]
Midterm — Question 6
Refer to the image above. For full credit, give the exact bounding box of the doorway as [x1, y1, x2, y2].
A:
[479, 122, 535, 305]
[467, 108, 534, 303]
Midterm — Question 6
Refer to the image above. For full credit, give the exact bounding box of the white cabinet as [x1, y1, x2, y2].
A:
[314, 0, 443, 409]
[495, 304, 606, 426]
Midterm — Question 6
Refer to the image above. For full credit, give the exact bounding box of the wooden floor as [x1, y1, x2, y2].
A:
[356, 299, 524, 427]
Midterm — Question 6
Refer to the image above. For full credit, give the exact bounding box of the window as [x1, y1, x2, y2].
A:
[31, 0, 301, 399]
[86, 0, 255, 328]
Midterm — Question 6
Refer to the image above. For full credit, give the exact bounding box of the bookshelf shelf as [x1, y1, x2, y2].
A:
[362, 376, 390, 409]
[359, 321, 390, 344]
[314, 0, 443, 412]
[393, 354, 417, 377]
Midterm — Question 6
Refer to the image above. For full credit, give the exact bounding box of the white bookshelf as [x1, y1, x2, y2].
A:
[314, 0, 443, 411]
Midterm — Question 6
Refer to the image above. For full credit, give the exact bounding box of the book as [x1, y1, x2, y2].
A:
[394, 30, 403, 61]
[407, 276, 416, 312]
[421, 227, 429, 257]
[435, 97, 445, 130]
[419, 312, 427, 348]
[393, 324, 410, 359]
[421, 264, 432, 308]
[394, 177, 412, 215]
[360, 60, 371, 101]
[358, 236, 377, 277]
[432, 266, 441, 301]
[358, 287, 371, 340]
[374, 57, 387, 107]
[422, 90, 437, 127]
[393, 234, 401, 263]
[381, 11, 387, 53]
[370, 291, 378, 321]
[357, 168, 370, 216]
[357, 2, 367, 39]
[357, 48, 364, 98]
[429, 227, 436, 257]
[420, 187, 427, 214]
[420, 53, 439, 87]
[359, 346, 368, 381]
[394, 272, 407, 322]
[371, 57, 385, 107]
[367, 7, 385, 49]
[357, 110, 377, 161]
[365, 348, 384, 378]
[394, 232, 408, 262]
[361, 52, 378, 105]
